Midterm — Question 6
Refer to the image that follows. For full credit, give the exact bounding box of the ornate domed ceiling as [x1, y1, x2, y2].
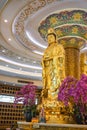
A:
[0, 0, 87, 83]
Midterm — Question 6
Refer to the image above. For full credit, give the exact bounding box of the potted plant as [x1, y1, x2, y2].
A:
[58, 74, 87, 124]
[14, 83, 37, 122]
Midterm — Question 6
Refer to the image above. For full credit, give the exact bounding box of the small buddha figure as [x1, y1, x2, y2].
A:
[39, 105, 46, 123]
[41, 28, 65, 100]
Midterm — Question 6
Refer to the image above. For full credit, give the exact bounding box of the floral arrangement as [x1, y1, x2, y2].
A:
[14, 83, 37, 112]
[58, 76, 78, 106]
[58, 74, 87, 124]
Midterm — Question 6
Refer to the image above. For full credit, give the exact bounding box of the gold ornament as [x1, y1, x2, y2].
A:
[47, 28, 56, 35]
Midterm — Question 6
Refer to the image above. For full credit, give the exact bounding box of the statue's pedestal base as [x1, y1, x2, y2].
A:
[46, 114, 75, 124]
[41, 99, 74, 124]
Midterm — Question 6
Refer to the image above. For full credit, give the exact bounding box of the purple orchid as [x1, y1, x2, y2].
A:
[14, 84, 37, 110]
[58, 74, 87, 117]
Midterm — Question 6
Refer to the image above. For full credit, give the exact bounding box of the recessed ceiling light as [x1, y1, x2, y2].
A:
[17, 57, 21, 59]
[4, 19, 8, 23]
[6, 65, 8, 67]
[33, 61, 36, 63]
[8, 38, 11, 41]
[19, 68, 22, 70]
[2, 50, 6, 52]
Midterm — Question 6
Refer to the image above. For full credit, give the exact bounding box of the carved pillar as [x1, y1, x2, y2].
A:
[80, 53, 87, 76]
[65, 47, 80, 79]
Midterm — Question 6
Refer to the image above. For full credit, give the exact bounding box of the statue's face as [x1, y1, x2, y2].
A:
[47, 34, 56, 45]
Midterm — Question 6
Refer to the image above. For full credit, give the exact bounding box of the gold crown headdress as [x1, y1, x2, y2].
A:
[47, 28, 56, 35]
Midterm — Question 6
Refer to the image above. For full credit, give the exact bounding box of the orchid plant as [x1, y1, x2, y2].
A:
[58, 76, 78, 106]
[58, 74, 87, 123]
[14, 83, 37, 112]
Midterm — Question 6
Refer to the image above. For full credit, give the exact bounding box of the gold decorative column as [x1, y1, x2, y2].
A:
[59, 37, 86, 80]
[80, 53, 87, 76]
[65, 47, 80, 79]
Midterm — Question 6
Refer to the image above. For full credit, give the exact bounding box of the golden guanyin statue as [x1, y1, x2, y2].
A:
[41, 28, 69, 123]
[42, 28, 65, 101]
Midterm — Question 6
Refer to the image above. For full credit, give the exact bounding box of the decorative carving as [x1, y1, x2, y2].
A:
[38, 9, 87, 50]
[80, 53, 87, 76]
[13, 0, 58, 50]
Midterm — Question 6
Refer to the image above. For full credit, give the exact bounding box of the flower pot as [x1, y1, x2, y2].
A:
[75, 114, 83, 124]
[83, 114, 87, 124]
[24, 109, 32, 122]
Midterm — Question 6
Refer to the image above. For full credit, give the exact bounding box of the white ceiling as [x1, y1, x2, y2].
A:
[0, 0, 87, 83]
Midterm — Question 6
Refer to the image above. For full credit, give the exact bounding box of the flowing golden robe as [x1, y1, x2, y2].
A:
[42, 40, 65, 100]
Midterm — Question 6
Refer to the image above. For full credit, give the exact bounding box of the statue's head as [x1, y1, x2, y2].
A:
[47, 28, 57, 45]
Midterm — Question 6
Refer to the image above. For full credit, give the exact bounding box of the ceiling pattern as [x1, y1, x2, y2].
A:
[38, 9, 87, 49]
[13, 0, 58, 52]
[0, 0, 87, 82]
